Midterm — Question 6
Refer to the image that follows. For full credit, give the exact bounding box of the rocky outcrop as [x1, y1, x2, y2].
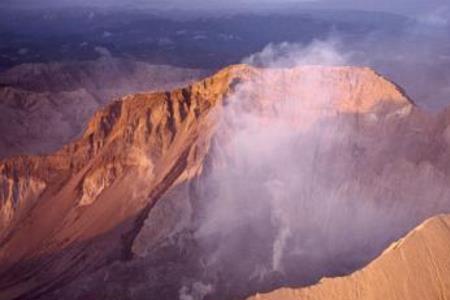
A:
[248, 214, 450, 300]
[0, 170, 47, 239]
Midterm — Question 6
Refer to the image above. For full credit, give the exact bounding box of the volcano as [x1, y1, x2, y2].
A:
[1, 65, 450, 299]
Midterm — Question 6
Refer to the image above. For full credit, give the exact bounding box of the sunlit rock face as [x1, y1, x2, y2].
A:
[1, 65, 450, 300]
[0, 170, 46, 239]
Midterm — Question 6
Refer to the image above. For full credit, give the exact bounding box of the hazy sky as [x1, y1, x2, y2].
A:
[2, 0, 448, 16]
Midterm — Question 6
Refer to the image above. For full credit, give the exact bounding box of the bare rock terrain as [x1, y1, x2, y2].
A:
[0, 65, 450, 299]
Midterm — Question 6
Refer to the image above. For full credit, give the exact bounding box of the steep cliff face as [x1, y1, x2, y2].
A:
[248, 214, 450, 300]
[0, 65, 449, 300]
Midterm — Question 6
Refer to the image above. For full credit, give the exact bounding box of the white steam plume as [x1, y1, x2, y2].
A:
[242, 39, 351, 68]
[187, 38, 450, 298]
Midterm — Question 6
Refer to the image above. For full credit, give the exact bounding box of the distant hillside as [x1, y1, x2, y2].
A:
[0, 58, 207, 158]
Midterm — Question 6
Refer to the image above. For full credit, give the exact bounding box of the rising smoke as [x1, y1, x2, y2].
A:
[243, 28, 450, 110]
[175, 40, 450, 299]
[242, 39, 351, 67]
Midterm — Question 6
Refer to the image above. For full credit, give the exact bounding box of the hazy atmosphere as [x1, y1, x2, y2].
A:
[1, 1, 450, 299]
[2, 0, 449, 14]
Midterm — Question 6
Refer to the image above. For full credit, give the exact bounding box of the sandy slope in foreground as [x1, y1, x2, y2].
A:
[249, 214, 450, 300]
